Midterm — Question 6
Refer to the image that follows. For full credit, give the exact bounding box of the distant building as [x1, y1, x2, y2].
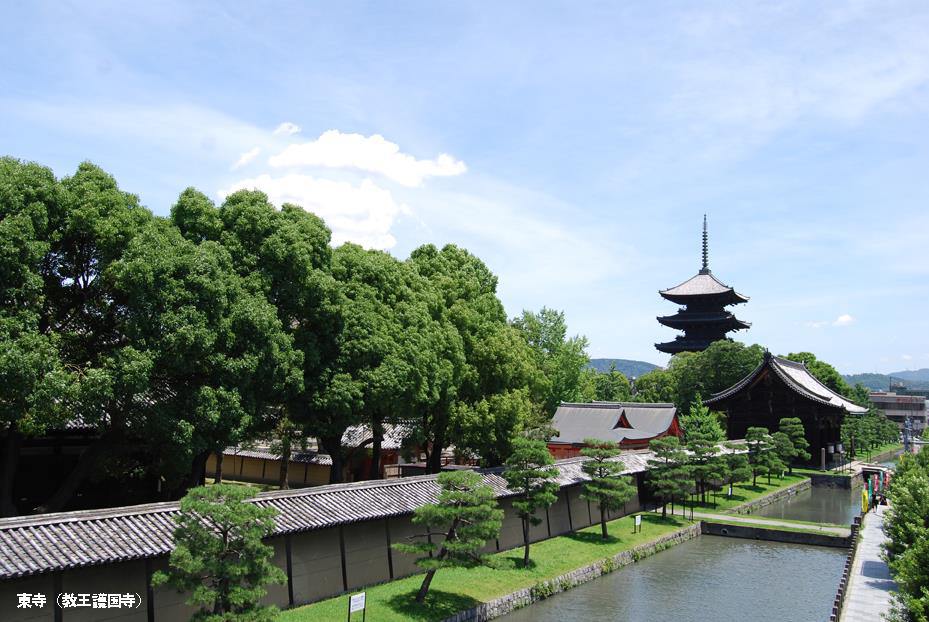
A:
[870, 392, 927, 435]
[705, 352, 867, 464]
[656, 216, 750, 354]
[547, 401, 681, 458]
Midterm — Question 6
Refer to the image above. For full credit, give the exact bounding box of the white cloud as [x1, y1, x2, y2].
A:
[902, 354, 914, 361]
[219, 174, 408, 250]
[273, 122, 301, 136]
[804, 313, 855, 328]
[268, 130, 467, 187]
[833, 314, 855, 327]
[231, 147, 261, 170]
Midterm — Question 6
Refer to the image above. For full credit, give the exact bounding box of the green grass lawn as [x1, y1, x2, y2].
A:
[280, 513, 692, 622]
[676, 471, 810, 514]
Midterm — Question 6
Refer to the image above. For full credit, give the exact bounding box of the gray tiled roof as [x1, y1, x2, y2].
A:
[224, 447, 333, 466]
[341, 422, 415, 450]
[550, 402, 678, 444]
[659, 272, 749, 303]
[0, 450, 655, 580]
[705, 353, 867, 414]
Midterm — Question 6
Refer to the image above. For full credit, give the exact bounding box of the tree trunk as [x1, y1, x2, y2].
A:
[320, 435, 344, 484]
[278, 435, 292, 490]
[180, 450, 210, 494]
[416, 569, 438, 603]
[213, 451, 224, 484]
[1, 425, 22, 517]
[415, 517, 459, 602]
[427, 425, 445, 474]
[35, 437, 115, 513]
[522, 517, 531, 566]
[600, 506, 608, 540]
[369, 419, 383, 480]
[661, 502, 667, 518]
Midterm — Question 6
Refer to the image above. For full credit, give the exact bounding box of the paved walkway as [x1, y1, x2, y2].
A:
[650, 507, 851, 536]
[840, 505, 896, 622]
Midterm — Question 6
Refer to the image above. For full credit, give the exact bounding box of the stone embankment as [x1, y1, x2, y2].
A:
[727, 478, 811, 515]
[441, 523, 701, 622]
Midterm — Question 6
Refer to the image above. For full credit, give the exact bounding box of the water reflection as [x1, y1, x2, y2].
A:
[753, 486, 860, 525]
[502, 536, 845, 622]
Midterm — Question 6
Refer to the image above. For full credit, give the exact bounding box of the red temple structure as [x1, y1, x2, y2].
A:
[547, 402, 682, 459]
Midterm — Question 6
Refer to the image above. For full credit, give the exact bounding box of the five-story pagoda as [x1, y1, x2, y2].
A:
[656, 217, 749, 354]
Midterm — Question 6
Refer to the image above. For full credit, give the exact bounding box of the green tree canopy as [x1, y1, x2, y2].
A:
[681, 394, 725, 442]
[411, 244, 546, 468]
[152, 484, 285, 621]
[512, 307, 589, 414]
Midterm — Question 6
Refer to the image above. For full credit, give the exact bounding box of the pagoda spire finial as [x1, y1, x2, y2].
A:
[700, 214, 710, 274]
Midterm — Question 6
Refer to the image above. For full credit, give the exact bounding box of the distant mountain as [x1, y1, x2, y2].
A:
[891, 369, 929, 383]
[589, 358, 660, 379]
[843, 372, 929, 391]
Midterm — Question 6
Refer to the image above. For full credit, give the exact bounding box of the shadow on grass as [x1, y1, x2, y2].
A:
[385, 589, 479, 621]
[565, 530, 621, 545]
[640, 513, 687, 527]
[491, 554, 539, 571]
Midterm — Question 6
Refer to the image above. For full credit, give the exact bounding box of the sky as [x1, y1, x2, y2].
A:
[2, 1, 928, 375]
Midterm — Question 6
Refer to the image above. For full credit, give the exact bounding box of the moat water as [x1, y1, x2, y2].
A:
[502, 535, 845, 622]
[753, 485, 860, 525]
[503, 485, 857, 622]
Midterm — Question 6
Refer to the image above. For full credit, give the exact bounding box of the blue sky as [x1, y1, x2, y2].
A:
[2, 1, 928, 374]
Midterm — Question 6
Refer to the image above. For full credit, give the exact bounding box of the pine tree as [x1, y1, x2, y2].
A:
[579, 438, 637, 539]
[721, 442, 752, 498]
[686, 429, 726, 504]
[647, 436, 691, 518]
[152, 485, 285, 622]
[745, 427, 772, 487]
[778, 417, 810, 474]
[393, 470, 503, 603]
[503, 438, 559, 566]
[681, 394, 726, 442]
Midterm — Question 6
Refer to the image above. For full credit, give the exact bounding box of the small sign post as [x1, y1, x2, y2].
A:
[634, 514, 642, 534]
[348, 592, 366, 622]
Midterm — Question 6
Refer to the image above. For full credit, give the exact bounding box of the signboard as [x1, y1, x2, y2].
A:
[349, 593, 365, 613]
[634, 514, 642, 533]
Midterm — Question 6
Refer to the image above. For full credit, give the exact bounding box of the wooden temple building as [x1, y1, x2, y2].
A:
[656, 216, 750, 354]
[547, 402, 682, 458]
[704, 352, 867, 464]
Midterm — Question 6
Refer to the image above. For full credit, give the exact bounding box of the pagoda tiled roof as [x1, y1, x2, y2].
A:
[657, 310, 751, 330]
[704, 353, 868, 414]
[659, 271, 749, 304]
